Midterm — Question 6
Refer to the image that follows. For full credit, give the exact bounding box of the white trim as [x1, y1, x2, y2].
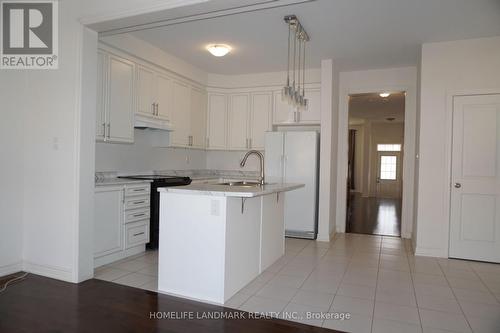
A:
[443, 89, 500, 259]
[335, 73, 417, 240]
[23, 261, 73, 282]
[415, 246, 448, 258]
[80, 0, 208, 26]
[0, 262, 23, 277]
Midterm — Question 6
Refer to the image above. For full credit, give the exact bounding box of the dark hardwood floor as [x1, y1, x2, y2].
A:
[0, 273, 341, 333]
[346, 193, 401, 237]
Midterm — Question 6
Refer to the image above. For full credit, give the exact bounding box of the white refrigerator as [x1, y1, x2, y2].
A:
[265, 131, 319, 239]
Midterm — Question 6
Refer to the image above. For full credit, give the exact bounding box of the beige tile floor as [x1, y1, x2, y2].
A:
[95, 234, 500, 333]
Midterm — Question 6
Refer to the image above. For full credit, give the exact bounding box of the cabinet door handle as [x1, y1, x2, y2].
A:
[107, 123, 111, 138]
[156, 103, 159, 116]
[132, 200, 146, 205]
[133, 213, 146, 217]
[102, 123, 106, 140]
[132, 188, 145, 192]
[133, 232, 145, 237]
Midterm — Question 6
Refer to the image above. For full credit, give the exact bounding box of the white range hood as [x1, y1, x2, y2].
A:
[134, 114, 173, 131]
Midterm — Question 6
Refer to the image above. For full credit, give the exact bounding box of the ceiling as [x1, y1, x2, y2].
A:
[118, 0, 500, 74]
[349, 92, 405, 123]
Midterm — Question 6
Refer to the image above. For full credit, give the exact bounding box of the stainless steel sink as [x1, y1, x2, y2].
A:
[218, 181, 262, 188]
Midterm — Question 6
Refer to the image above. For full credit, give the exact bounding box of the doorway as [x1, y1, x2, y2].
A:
[345, 92, 405, 237]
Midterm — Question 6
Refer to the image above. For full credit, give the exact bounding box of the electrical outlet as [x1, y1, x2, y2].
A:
[210, 200, 220, 216]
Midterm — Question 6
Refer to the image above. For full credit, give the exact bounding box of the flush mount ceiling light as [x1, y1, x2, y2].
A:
[379, 92, 391, 98]
[206, 44, 231, 57]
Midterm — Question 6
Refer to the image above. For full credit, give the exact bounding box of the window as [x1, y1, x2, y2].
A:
[380, 155, 397, 180]
[377, 144, 402, 152]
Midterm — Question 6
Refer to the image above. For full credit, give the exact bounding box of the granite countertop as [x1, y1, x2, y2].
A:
[157, 183, 304, 198]
[95, 178, 152, 186]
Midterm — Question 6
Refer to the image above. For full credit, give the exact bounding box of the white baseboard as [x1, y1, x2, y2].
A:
[415, 246, 448, 258]
[23, 261, 73, 282]
[94, 245, 145, 268]
[0, 261, 23, 277]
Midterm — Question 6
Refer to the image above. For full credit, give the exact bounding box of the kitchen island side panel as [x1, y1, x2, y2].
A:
[158, 193, 227, 303]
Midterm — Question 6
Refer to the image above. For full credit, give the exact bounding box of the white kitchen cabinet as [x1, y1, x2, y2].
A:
[272, 87, 321, 125]
[207, 93, 227, 150]
[94, 182, 150, 268]
[95, 49, 135, 143]
[190, 87, 207, 149]
[249, 92, 272, 150]
[228, 94, 250, 150]
[136, 65, 156, 117]
[107, 55, 135, 142]
[137, 66, 171, 120]
[156, 73, 172, 120]
[169, 80, 191, 147]
[94, 186, 124, 258]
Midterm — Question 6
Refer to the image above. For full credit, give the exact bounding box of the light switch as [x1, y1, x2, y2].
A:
[210, 200, 220, 216]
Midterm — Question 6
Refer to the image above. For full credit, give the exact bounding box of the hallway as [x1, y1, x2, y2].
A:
[346, 193, 401, 237]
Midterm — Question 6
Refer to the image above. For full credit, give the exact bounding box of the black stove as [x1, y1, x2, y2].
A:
[118, 175, 191, 249]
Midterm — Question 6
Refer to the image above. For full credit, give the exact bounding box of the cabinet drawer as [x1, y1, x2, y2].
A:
[125, 208, 150, 224]
[124, 195, 150, 210]
[125, 184, 150, 197]
[125, 221, 149, 249]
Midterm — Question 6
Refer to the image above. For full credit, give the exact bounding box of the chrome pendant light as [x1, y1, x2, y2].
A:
[282, 15, 309, 110]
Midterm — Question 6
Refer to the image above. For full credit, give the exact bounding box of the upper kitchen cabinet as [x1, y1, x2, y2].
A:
[190, 87, 207, 149]
[169, 80, 191, 147]
[272, 87, 321, 125]
[249, 92, 272, 150]
[228, 94, 250, 150]
[96, 48, 134, 143]
[136, 65, 171, 120]
[207, 93, 227, 150]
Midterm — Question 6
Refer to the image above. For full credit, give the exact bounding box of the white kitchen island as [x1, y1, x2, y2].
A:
[157, 182, 303, 304]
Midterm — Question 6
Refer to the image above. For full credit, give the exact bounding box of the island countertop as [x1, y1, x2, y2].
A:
[157, 182, 304, 198]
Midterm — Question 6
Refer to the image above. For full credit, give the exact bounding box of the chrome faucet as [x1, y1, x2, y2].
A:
[240, 150, 265, 186]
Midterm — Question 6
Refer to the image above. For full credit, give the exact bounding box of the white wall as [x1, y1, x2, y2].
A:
[415, 36, 500, 257]
[95, 130, 206, 172]
[0, 71, 25, 276]
[337, 67, 417, 238]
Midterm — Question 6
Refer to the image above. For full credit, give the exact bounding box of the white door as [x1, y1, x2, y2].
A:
[207, 93, 227, 149]
[156, 73, 172, 120]
[170, 81, 191, 147]
[136, 65, 156, 117]
[250, 92, 272, 150]
[107, 55, 134, 143]
[228, 94, 250, 150]
[376, 151, 402, 198]
[449, 94, 500, 263]
[190, 87, 207, 148]
[94, 187, 124, 257]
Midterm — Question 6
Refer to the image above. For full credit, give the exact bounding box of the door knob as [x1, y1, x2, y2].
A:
[454, 183, 462, 188]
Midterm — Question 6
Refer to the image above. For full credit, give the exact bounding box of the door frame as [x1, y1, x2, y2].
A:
[336, 84, 416, 239]
[444, 89, 500, 258]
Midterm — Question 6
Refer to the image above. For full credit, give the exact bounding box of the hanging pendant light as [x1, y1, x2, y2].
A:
[283, 15, 309, 111]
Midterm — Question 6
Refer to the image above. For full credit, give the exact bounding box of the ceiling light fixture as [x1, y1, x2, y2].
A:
[206, 44, 231, 57]
[379, 92, 391, 98]
[282, 15, 310, 111]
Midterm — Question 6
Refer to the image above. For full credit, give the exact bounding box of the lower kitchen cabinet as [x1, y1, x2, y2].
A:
[94, 186, 124, 258]
[94, 182, 151, 268]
